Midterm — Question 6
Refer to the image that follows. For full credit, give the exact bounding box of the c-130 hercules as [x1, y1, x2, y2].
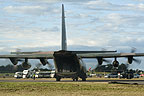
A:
[1, 4, 144, 81]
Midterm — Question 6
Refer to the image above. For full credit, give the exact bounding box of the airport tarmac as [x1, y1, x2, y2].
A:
[1, 78, 144, 85]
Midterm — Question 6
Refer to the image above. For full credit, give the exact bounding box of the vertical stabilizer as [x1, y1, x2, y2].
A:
[61, 4, 67, 51]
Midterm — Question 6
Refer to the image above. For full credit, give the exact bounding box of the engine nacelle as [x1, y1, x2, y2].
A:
[9, 58, 18, 65]
[97, 58, 103, 65]
[22, 62, 31, 69]
[128, 56, 133, 64]
[40, 58, 48, 66]
[113, 60, 119, 67]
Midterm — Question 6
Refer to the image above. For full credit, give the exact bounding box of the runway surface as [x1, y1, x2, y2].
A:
[1, 78, 144, 84]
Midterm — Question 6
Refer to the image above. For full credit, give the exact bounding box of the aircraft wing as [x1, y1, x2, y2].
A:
[5, 51, 144, 59]
[77, 53, 144, 58]
[70, 50, 117, 54]
[0, 54, 54, 59]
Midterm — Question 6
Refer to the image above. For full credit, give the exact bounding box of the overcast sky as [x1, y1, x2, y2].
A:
[1, 0, 144, 70]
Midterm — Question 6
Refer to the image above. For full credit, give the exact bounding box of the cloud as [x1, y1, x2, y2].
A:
[3, 5, 59, 16]
[85, 1, 124, 11]
[1, 0, 144, 53]
[69, 13, 91, 19]
[85, 0, 144, 12]
[87, 13, 144, 36]
[0, 23, 61, 52]
[127, 3, 144, 12]
[103, 13, 144, 27]
[14, 0, 93, 3]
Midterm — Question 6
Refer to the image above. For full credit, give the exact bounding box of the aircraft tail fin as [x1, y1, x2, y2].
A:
[61, 4, 67, 51]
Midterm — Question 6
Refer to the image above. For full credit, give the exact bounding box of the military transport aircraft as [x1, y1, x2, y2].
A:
[0, 4, 144, 81]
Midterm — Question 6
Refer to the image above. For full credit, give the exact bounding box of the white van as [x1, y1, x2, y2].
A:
[22, 70, 32, 78]
[14, 72, 23, 78]
[35, 71, 55, 78]
[50, 71, 55, 78]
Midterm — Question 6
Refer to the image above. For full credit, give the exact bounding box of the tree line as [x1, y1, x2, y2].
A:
[0, 64, 52, 73]
[0, 65, 25, 73]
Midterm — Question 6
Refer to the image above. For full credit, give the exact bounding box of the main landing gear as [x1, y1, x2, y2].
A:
[56, 77, 61, 81]
[82, 77, 86, 81]
[72, 77, 78, 81]
[112, 57, 119, 67]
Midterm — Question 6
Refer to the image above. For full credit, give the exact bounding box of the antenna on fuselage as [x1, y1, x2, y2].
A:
[61, 4, 67, 51]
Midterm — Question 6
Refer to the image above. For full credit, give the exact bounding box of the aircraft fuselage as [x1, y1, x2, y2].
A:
[53, 50, 87, 81]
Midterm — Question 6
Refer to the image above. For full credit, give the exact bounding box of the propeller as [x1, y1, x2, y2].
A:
[99, 48, 112, 64]
[103, 59, 112, 63]
[5, 59, 18, 71]
[97, 57, 112, 66]
[47, 61, 54, 70]
[131, 47, 136, 53]
[125, 63, 130, 70]
[36, 63, 42, 70]
[79, 58, 87, 72]
[129, 47, 141, 64]
[133, 58, 141, 64]
[13, 65, 18, 71]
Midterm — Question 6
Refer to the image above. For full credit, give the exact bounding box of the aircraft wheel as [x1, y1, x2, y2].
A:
[82, 78, 86, 81]
[76, 77, 78, 81]
[72, 78, 75, 81]
[56, 77, 61, 81]
[72, 77, 78, 81]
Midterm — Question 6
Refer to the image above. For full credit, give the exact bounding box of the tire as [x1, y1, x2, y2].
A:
[72, 77, 78, 81]
[82, 78, 86, 81]
[76, 77, 78, 81]
[56, 77, 61, 81]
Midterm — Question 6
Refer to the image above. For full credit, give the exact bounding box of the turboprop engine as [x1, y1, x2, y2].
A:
[112, 57, 119, 67]
[21, 59, 31, 69]
[127, 56, 141, 64]
[22, 62, 31, 69]
[128, 56, 133, 64]
[97, 58, 103, 65]
[9, 58, 18, 65]
[112, 60, 119, 67]
[97, 57, 111, 65]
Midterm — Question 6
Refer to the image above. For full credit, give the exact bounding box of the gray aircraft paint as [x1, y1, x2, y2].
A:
[61, 4, 67, 51]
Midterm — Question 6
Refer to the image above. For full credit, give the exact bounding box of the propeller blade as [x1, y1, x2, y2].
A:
[131, 47, 136, 53]
[13, 65, 18, 71]
[79, 58, 87, 72]
[47, 61, 53, 70]
[17, 59, 24, 62]
[101, 48, 106, 51]
[126, 47, 141, 64]
[103, 59, 112, 63]
[36, 63, 42, 68]
[133, 58, 141, 64]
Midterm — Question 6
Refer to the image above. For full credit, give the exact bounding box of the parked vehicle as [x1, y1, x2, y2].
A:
[22, 70, 33, 78]
[121, 71, 134, 79]
[14, 70, 55, 79]
[35, 71, 55, 78]
[50, 70, 55, 78]
[14, 72, 23, 78]
[104, 74, 122, 78]
[134, 74, 140, 78]
[140, 74, 144, 77]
